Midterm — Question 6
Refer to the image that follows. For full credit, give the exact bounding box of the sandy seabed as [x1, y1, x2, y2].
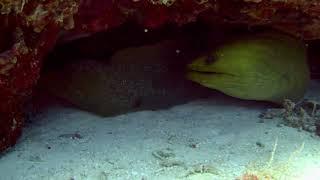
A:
[1, 81, 320, 180]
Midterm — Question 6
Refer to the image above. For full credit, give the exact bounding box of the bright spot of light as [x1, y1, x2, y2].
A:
[295, 166, 320, 180]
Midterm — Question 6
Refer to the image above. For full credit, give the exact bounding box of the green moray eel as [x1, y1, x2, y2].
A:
[186, 32, 310, 103]
[39, 40, 211, 116]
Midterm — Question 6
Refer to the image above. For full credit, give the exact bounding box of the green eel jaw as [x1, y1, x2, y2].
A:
[187, 71, 228, 85]
[185, 60, 279, 103]
[185, 55, 245, 98]
[186, 60, 234, 89]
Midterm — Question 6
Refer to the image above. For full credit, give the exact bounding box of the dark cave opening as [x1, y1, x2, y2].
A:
[31, 20, 320, 118]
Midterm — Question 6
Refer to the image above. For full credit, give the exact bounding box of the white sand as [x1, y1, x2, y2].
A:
[0, 81, 320, 180]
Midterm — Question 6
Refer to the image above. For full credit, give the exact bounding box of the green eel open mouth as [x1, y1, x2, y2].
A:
[186, 61, 215, 73]
[185, 61, 238, 88]
[187, 69, 217, 75]
[186, 65, 221, 84]
[186, 63, 232, 77]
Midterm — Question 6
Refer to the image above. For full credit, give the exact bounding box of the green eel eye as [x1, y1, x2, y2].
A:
[205, 54, 215, 64]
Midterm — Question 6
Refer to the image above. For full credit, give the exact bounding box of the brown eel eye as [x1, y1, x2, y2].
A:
[205, 54, 215, 64]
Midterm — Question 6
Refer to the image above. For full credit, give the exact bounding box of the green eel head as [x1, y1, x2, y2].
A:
[186, 33, 310, 103]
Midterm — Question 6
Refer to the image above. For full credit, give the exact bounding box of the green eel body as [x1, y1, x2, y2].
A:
[39, 40, 211, 116]
[186, 33, 310, 103]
